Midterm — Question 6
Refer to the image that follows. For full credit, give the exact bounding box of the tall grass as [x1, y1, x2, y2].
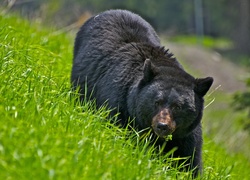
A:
[0, 14, 249, 179]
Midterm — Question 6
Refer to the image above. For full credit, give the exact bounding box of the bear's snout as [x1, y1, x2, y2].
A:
[152, 109, 176, 137]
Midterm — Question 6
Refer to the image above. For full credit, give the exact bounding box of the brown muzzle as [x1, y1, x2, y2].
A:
[152, 108, 176, 137]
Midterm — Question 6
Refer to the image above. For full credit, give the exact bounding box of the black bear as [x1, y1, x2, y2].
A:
[71, 9, 213, 177]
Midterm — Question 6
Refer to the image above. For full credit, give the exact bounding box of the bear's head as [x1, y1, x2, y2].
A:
[129, 59, 213, 139]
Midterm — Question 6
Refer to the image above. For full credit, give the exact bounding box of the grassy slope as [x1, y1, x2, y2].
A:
[0, 14, 249, 179]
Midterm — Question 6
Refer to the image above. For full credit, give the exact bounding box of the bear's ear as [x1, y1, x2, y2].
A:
[142, 59, 158, 83]
[194, 77, 213, 97]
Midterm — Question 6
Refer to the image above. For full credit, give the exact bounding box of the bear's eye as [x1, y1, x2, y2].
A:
[172, 104, 182, 111]
[155, 100, 162, 107]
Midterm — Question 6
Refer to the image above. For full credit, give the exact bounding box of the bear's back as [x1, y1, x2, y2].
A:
[73, 9, 161, 58]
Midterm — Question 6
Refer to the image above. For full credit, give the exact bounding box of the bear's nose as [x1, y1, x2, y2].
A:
[156, 122, 170, 134]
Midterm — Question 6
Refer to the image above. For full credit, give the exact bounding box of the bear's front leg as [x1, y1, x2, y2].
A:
[162, 130, 202, 178]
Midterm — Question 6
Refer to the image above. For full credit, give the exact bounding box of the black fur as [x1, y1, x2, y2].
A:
[71, 9, 213, 177]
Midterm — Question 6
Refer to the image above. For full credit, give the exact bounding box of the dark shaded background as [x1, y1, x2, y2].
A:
[2, 0, 250, 56]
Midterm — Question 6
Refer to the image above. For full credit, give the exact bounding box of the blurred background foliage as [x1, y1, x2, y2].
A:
[1, 0, 250, 56]
[1, 0, 250, 132]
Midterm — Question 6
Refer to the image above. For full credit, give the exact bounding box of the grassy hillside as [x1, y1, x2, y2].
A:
[0, 14, 249, 179]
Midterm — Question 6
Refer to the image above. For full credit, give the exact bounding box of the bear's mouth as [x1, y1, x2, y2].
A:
[152, 122, 176, 138]
[151, 109, 176, 138]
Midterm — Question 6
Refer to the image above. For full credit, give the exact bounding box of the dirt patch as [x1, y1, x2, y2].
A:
[165, 43, 249, 93]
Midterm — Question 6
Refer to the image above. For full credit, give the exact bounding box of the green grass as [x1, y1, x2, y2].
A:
[166, 35, 233, 50]
[1, 14, 250, 179]
[203, 92, 250, 161]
